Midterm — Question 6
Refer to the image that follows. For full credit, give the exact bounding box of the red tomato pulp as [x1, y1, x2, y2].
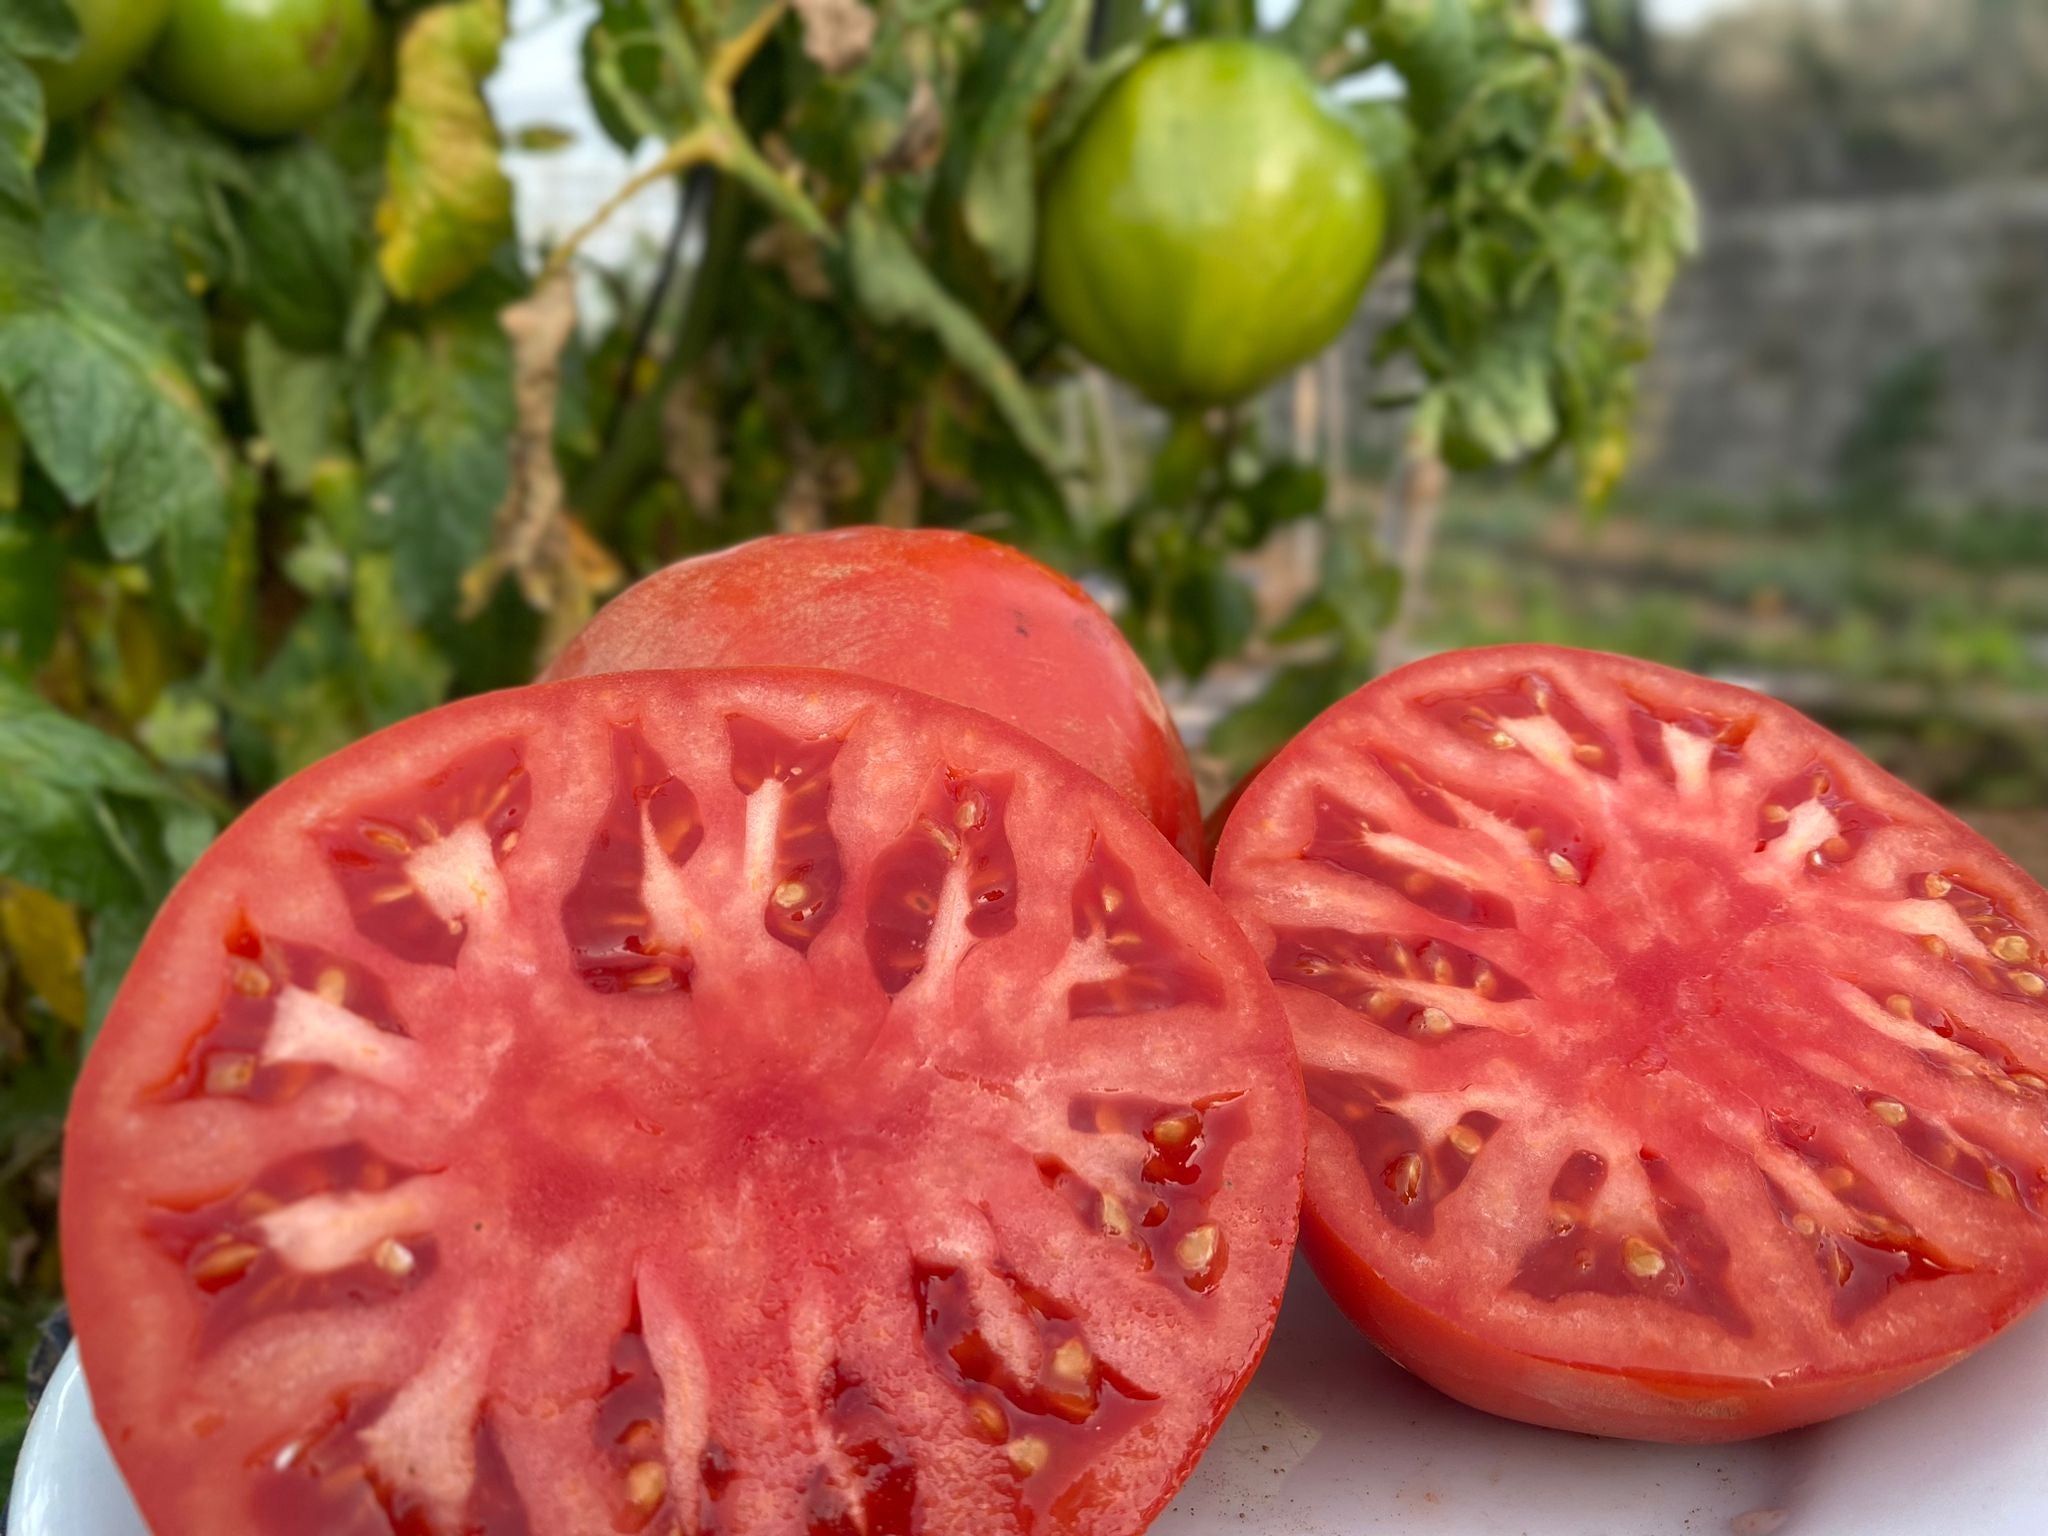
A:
[63, 670, 1302, 1534]
[1212, 644, 2048, 1440]
[543, 529, 1205, 867]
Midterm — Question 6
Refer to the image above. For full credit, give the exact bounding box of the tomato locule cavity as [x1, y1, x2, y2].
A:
[63, 669, 1302, 1536]
[1213, 644, 2048, 1440]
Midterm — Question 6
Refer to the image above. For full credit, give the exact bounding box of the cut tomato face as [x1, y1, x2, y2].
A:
[63, 670, 1301, 1535]
[542, 529, 1206, 868]
[1211, 644, 2048, 1441]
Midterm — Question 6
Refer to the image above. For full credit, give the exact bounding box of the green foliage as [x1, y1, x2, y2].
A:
[1363, 0, 1699, 503]
[0, 0, 1690, 1485]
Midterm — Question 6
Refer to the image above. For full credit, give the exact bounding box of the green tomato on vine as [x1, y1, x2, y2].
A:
[1037, 40, 1388, 410]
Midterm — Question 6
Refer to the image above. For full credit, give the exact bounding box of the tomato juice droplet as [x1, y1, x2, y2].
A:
[1216, 644, 2048, 1439]
[63, 670, 1302, 1534]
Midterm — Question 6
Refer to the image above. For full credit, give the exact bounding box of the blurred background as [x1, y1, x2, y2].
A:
[2, 0, 2044, 1485]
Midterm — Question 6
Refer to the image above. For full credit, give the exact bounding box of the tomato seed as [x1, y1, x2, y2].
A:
[968, 1398, 1006, 1442]
[1988, 1169, 2021, 1203]
[371, 1239, 416, 1278]
[773, 880, 809, 909]
[1446, 1124, 1482, 1157]
[1993, 935, 2033, 963]
[1822, 1167, 1856, 1193]
[1622, 1238, 1666, 1278]
[1921, 934, 1951, 958]
[1487, 730, 1516, 751]
[625, 1460, 667, 1510]
[1006, 1437, 1050, 1476]
[1547, 852, 1581, 885]
[1417, 1007, 1454, 1037]
[1924, 872, 1954, 898]
[314, 969, 347, 1005]
[204, 1053, 256, 1096]
[1762, 804, 1790, 824]
[1050, 1339, 1093, 1381]
[1387, 1156, 1424, 1206]
[1869, 1100, 1908, 1128]
[1176, 1224, 1221, 1271]
[2012, 971, 2045, 997]
[191, 1240, 263, 1286]
[1885, 994, 1916, 1019]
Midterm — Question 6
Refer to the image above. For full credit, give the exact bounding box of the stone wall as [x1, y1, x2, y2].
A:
[1630, 181, 2048, 505]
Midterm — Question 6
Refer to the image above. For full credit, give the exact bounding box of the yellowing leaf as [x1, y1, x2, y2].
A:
[376, 0, 514, 306]
[1, 879, 88, 1027]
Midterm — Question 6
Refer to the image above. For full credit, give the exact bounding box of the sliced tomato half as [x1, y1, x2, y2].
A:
[1211, 644, 2048, 1440]
[542, 528, 1206, 867]
[63, 670, 1302, 1535]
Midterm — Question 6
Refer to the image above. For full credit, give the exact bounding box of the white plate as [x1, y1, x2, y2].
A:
[14, 1262, 2048, 1535]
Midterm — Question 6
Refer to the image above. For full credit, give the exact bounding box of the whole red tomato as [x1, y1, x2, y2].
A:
[1213, 643, 2048, 1440]
[546, 528, 1207, 866]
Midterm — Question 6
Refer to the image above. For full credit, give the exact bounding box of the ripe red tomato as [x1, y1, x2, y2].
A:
[1211, 644, 2048, 1441]
[64, 669, 1302, 1534]
[545, 528, 1206, 867]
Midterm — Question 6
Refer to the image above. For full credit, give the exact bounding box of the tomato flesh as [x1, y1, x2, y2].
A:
[1212, 644, 2048, 1440]
[63, 670, 1301, 1534]
[542, 529, 1206, 868]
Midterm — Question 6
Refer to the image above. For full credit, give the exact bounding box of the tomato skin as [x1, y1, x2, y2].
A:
[1303, 1168, 1978, 1442]
[545, 527, 1207, 867]
[63, 668, 1303, 1535]
[1037, 40, 1386, 408]
[33, 0, 173, 119]
[1214, 643, 2048, 1440]
[149, 0, 371, 138]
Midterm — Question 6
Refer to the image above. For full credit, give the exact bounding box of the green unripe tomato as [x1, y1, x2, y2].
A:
[149, 0, 372, 138]
[1037, 40, 1387, 409]
[34, 0, 173, 121]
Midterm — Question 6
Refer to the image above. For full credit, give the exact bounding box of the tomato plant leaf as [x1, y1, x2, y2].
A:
[236, 141, 363, 352]
[0, 673, 199, 911]
[81, 901, 148, 1041]
[960, 0, 1087, 287]
[0, 209, 234, 623]
[846, 202, 1064, 472]
[0, 54, 43, 212]
[581, 0, 667, 152]
[245, 325, 347, 497]
[377, 0, 514, 306]
[355, 301, 515, 620]
[42, 93, 249, 289]
[0, 516, 61, 676]
[0, 0, 76, 59]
